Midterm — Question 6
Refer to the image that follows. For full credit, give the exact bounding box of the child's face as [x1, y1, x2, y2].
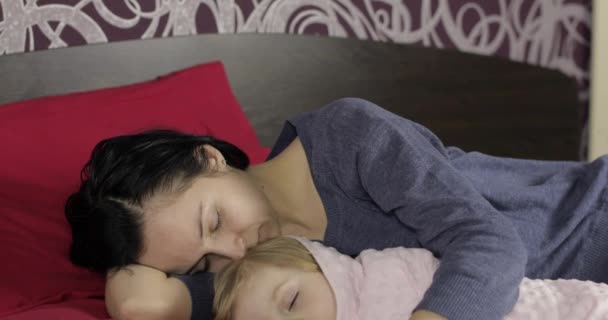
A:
[231, 264, 336, 320]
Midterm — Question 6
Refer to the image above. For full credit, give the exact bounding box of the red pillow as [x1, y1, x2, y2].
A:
[0, 61, 269, 319]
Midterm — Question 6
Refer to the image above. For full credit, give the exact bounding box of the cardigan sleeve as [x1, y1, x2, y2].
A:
[328, 98, 527, 320]
[172, 272, 214, 320]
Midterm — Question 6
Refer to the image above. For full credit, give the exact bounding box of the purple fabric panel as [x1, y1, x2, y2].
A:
[1, 1, 590, 89]
[1, 1, 591, 77]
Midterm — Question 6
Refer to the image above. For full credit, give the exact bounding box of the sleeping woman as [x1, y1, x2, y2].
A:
[65, 98, 608, 320]
[213, 236, 608, 320]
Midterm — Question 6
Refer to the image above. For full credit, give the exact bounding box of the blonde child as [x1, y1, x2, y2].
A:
[214, 237, 608, 320]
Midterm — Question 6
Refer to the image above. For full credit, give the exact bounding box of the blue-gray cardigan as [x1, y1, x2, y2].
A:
[178, 98, 608, 320]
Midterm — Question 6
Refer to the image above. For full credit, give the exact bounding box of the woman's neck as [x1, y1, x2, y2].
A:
[247, 138, 327, 240]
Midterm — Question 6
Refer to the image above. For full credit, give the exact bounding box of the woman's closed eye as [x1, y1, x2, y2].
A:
[213, 209, 222, 232]
[186, 207, 217, 275]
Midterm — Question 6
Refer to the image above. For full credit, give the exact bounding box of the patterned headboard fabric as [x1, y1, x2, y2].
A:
[0, 1, 591, 100]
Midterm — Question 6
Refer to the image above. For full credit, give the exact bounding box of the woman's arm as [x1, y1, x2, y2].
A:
[318, 98, 526, 319]
[355, 104, 526, 319]
[105, 264, 192, 320]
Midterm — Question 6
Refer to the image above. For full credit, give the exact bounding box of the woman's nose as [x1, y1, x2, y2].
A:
[208, 232, 246, 258]
[223, 235, 246, 260]
[207, 235, 246, 272]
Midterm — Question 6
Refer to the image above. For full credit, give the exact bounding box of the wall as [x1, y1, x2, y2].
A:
[589, 0, 608, 159]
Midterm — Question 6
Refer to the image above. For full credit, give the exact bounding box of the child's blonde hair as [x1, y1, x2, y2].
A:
[213, 237, 320, 320]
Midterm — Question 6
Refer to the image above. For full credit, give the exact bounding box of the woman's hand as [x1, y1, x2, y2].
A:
[105, 264, 192, 320]
[410, 309, 448, 320]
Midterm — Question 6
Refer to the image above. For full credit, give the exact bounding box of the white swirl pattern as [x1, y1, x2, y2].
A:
[0, 0, 591, 98]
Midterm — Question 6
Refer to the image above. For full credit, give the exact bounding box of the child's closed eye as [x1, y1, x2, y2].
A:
[288, 291, 299, 311]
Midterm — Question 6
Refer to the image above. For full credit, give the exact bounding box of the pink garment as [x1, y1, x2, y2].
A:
[294, 237, 608, 320]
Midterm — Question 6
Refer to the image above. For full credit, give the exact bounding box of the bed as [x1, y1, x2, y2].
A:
[0, 34, 582, 320]
[1, 33, 581, 159]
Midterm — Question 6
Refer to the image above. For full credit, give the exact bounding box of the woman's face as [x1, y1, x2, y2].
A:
[232, 265, 336, 320]
[137, 153, 281, 274]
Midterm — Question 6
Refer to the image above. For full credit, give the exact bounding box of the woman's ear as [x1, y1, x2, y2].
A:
[195, 144, 227, 171]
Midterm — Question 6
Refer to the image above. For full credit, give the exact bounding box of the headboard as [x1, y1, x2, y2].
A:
[0, 34, 581, 160]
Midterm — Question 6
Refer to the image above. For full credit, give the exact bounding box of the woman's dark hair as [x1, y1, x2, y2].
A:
[64, 129, 249, 273]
